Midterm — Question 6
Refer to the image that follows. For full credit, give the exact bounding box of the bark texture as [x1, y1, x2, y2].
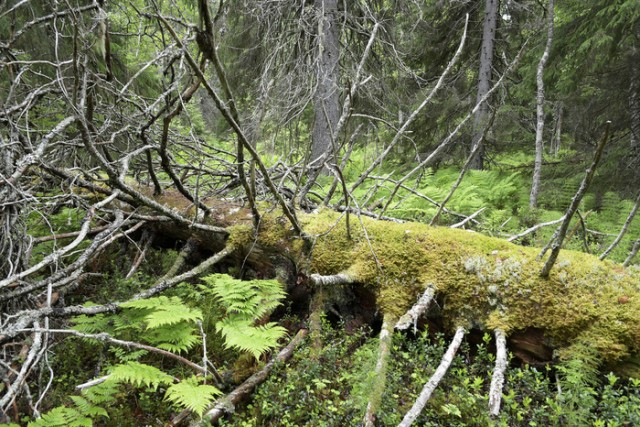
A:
[470, 0, 499, 170]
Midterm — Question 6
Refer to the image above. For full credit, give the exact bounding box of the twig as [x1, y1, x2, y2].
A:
[350, 14, 469, 194]
[599, 190, 640, 260]
[508, 215, 565, 242]
[623, 239, 640, 267]
[18, 328, 207, 374]
[450, 207, 486, 229]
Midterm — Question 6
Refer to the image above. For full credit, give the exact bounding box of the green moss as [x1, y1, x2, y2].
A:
[280, 210, 640, 366]
[227, 224, 255, 250]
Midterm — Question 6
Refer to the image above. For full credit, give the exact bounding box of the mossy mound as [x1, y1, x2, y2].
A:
[284, 210, 640, 368]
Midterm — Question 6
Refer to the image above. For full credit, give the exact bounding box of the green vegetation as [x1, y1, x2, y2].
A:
[219, 322, 640, 426]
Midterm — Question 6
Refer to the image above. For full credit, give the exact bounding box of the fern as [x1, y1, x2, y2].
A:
[71, 313, 112, 335]
[81, 380, 119, 405]
[164, 376, 221, 417]
[108, 361, 173, 390]
[146, 322, 202, 353]
[204, 275, 285, 318]
[216, 318, 288, 359]
[121, 296, 203, 327]
[27, 406, 92, 427]
[69, 396, 109, 418]
[202, 274, 287, 358]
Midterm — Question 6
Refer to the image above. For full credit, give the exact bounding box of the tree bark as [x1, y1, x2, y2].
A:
[310, 0, 341, 169]
[470, 0, 499, 170]
[530, 0, 555, 208]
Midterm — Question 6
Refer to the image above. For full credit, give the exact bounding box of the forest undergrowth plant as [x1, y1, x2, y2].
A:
[15, 274, 289, 426]
[217, 323, 640, 426]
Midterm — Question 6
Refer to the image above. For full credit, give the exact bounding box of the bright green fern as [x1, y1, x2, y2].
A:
[108, 361, 174, 389]
[201, 274, 287, 359]
[164, 376, 222, 417]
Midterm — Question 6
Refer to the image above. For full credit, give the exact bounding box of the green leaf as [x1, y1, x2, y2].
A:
[164, 377, 221, 417]
[27, 406, 91, 427]
[69, 396, 109, 418]
[121, 296, 203, 328]
[108, 361, 173, 390]
[215, 319, 287, 359]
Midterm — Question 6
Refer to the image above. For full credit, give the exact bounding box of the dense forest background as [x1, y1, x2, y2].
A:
[1, 0, 640, 425]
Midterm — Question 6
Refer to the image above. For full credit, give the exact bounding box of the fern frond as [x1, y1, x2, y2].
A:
[144, 322, 201, 353]
[216, 319, 287, 359]
[164, 376, 221, 417]
[108, 361, 173, 390]
[82, 380, 119, 405]
[203, 274, 286, 318]
[69, 396, 109, 418]
[108, 347, 148, 361]
[71, 313, 112, 335]
[121, 296, 203, 328]
[27, 406, 91, 427]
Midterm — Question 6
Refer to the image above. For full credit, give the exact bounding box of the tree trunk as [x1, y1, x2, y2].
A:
[530, 0, 555, 208]
[470, 0, 499, 170]
[629, 25, 640, 152]
[310, 0, 341, 169]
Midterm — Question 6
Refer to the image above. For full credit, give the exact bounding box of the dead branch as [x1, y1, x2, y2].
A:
[430, 109, 495, 225]
[309, 273, 356, 286]
[363, 315, 395, 427]
[377, 42, 528, 218]
[450, 207, 486, 229]
[508, 215, 565, 242]
[398, 326, 466, 427]
[350, 14, 469, 194]
[193, 328, 309, 426]
[623, 239, 640, 267]
[600, 190, 640, 260]
[540, 122, 611, 278]
[0, 322, 43, 414]
[395, 286, 436, 332]
[0, 245, 233, 343]
[18, 328, 207, 374]
[489, 329, 507, 417]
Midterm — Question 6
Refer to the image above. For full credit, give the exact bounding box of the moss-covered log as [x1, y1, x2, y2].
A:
[214, 207, 640, 375]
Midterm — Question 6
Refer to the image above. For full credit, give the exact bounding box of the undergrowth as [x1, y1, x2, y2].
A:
[219, 320, 640, 426]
